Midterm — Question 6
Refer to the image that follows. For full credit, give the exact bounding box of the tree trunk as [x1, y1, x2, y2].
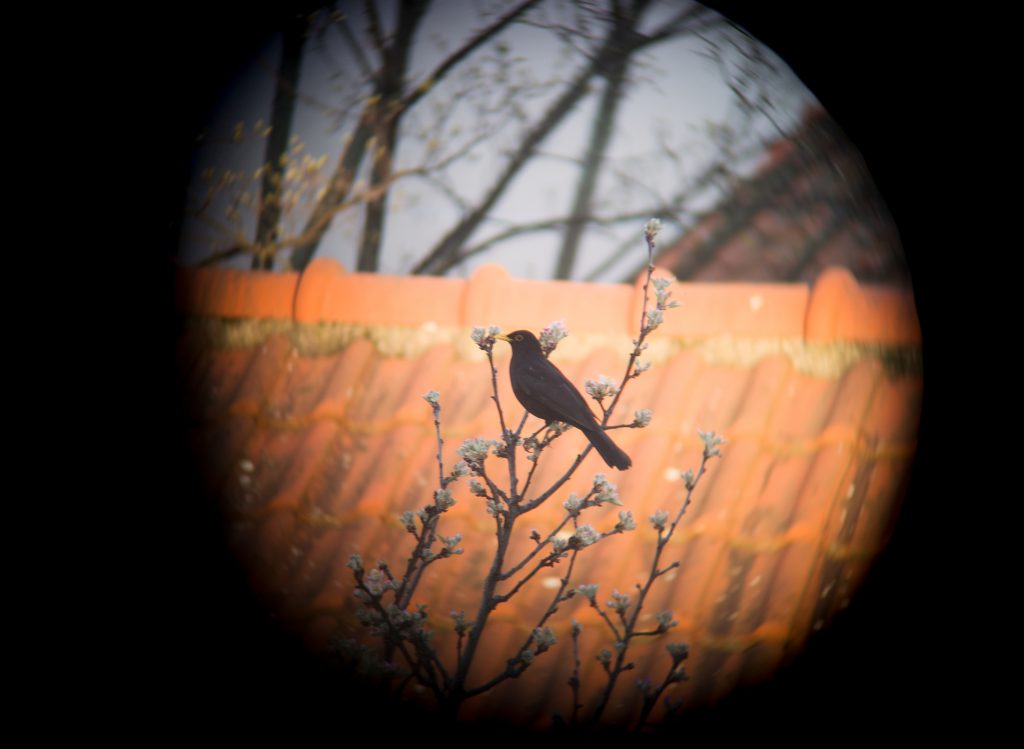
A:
[253, 11, 308, 270]
[553, 36, 631, 279]
[288, 0, 537, 272]
[356, 1, 429, 271]
[413, 0, 687, 277]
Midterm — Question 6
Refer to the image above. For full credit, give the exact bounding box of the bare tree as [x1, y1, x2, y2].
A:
[554, 0, 647, 280]
[253, 7, 314, 270]
[288, 0, 542, 271]
[352, 0, 430, 271]
[185, 1, 809, 281]
[411, 0, 721, 277]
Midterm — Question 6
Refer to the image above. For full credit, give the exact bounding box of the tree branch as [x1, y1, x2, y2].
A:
[402, 0, 543, 112]
[333, 9, 375, 77]
[412, 1, 718, 276]
[362, 0, 386, 54]
[555, 3, 634, 279]
[499, 511, 573, 582]
[466, 548, 580, 698]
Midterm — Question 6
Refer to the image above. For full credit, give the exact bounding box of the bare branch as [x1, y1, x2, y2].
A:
[586, 440, 721, 725]
[588, 595, 622, 642]
[466, 548, 581, 698]
[555, 0, 635, 280]
[402, 0, 543, 111]
[569, 621, 583, 725]
[500, 510, 575, 581]
[519, 423, 568, 498]
[492, 549, 564, 606]
[430, 207, 668, 275]
[362, 0, 386, 54]
[413, 0, 721, 276]
[332, 9, 375, 77]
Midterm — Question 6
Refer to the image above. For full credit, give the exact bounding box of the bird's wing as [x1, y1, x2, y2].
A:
[513, 357, 598, 429]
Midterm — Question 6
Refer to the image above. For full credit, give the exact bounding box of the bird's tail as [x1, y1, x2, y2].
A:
[584, 426, 632, 470]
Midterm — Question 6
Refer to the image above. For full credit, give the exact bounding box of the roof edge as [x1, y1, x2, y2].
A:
[175, 260, 920, 344]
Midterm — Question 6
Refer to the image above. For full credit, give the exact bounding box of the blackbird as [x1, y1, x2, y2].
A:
[495, 330, 632, 470]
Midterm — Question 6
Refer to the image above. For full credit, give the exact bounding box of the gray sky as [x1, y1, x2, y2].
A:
[180, 0, 816, 281]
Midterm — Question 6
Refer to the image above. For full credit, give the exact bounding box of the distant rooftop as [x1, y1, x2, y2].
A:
[653, 107, 907, 285]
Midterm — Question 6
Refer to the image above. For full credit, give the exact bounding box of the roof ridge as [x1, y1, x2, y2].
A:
[177, 260, 920, 345]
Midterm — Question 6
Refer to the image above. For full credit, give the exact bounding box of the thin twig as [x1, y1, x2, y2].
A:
[492, 549, 564, 606]
[430, 399, 445, 488]
[485, 346, 510, 437]
[569, 622, 583, 726]
[500, 510, 575, 581]
[465, 547, 581, 698]
[588, 597, 622, 643]
[519, 424, 566, 498]
[587, 448, 716, 725]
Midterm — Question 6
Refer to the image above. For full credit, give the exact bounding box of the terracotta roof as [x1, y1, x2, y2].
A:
[652, 107, 909, 285]
[175, 258, 921, 727]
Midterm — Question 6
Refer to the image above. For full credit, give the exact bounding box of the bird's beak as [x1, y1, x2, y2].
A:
[494, 333, 512, 342]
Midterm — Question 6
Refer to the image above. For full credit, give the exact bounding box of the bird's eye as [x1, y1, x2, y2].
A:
[514, 334, 523, 341]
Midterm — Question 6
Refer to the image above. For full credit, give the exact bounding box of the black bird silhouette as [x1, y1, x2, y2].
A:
[495, 330, 632, 470]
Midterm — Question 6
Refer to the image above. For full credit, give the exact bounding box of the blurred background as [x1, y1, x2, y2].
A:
[172, 0, 910, 287]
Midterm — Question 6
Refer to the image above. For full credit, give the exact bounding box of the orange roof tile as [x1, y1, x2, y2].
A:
[176, 259, 921, 727]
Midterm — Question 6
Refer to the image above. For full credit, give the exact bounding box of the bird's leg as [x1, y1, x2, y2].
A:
[526, 421, 567, 457]
[527, 423, 550, 444]
[520, 423, 549, 469]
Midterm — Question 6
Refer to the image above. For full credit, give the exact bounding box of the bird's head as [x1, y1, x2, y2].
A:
[495, 330, 542, 353]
